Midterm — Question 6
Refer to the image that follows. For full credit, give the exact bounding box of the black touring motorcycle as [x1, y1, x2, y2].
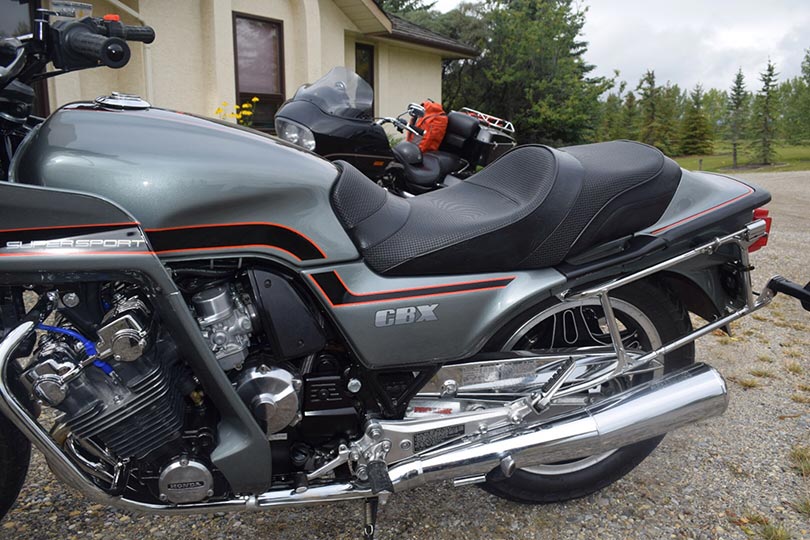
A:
[2, 12, 810, 539]
[274, 67, 516, 195]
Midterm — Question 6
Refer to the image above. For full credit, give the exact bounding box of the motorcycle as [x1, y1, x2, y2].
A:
[0, 12, 804, 539]
[274, 66, 516, 195]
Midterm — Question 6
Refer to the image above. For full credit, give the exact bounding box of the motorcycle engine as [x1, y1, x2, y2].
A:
[190, 283, 303, 438]
[23, 291, 221, 503]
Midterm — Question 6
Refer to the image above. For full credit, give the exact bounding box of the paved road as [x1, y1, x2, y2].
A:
[2, 172, 810, 540]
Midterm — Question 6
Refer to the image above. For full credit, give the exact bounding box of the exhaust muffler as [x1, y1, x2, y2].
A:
[386, 362, 728, 490]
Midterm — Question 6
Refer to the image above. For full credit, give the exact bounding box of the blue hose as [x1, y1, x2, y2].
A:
[35, 324, 115, 376]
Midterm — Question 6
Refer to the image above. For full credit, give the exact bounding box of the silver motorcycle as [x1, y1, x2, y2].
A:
[0, 10, 805, 540]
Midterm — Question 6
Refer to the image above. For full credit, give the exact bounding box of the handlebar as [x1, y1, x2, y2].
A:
[375, 116, 423, 137]
[51, 17, 154, 71]
[117, 25, 156, 44]
[64, 30, 129, 68]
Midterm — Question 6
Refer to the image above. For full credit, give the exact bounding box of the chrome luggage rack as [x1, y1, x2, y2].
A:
[560, 218, 772, 385]
[460, 107, 515, 134]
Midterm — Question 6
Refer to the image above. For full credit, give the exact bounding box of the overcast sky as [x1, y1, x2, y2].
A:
[433, 0, 810, 92]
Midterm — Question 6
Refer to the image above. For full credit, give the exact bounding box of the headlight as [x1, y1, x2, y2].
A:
[275, 118, 316, 152]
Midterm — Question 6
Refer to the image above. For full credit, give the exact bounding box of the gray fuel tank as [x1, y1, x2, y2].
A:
[11, 102, 359, 266]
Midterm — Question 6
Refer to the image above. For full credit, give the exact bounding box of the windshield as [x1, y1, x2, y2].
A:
[292, 67, 373, 119]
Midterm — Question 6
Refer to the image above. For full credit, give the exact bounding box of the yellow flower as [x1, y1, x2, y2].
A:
[241, 110, 253, 116]
[214, 107, 223, 115]
[234, 104, 241, 109]
[228, 112, 237, 118]
[241, 103, 252, 109]
[236, 112, 242, 119]
[251, 96, 259, 103]
[221, 101, 228, 107]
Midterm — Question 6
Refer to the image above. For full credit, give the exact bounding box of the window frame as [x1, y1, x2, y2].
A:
[231, 12, 285, 131]
[354, 42, 375, 91]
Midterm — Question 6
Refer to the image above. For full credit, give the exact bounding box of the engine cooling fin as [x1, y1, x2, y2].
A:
[65, 355, 185, 459]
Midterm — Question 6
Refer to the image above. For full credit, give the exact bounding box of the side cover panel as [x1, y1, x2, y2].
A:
[0, 182, 273, 494]
[305, 262, 566, 367]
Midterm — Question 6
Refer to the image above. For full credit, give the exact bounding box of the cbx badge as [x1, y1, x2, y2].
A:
[374, 304, 438, 327]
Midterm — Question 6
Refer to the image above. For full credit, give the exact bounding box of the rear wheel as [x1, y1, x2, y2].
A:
[482, 278, 693, 504]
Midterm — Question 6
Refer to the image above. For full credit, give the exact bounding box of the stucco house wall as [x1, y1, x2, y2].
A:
[45, 0, 470, 123]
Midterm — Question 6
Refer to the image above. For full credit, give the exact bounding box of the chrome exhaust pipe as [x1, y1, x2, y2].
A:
[387, 362, 728, 490]
[0, 322, 727, 514]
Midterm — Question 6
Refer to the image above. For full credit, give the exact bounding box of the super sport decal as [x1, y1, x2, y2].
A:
[0, 223, 152, 256]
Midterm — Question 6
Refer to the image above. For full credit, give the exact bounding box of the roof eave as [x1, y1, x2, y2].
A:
[334, 0, 392, 33]
[368, 32, 479, 58]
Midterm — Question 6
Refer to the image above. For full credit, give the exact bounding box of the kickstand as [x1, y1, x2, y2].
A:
[362, 497, 379, 540]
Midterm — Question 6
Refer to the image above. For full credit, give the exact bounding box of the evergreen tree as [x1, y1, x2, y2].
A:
[621, 91, 639, 140]
[410, 0, 610, 145]
[657, 83, 682, 155]
[702, 88, 728, 139]
[679, 85, 713, 155]
[637, 70, 660, 146]
[597, 92, 623, 141]
[636, 71, 680, 154]
[727, 69, 748, 168]
[776, 77, 809, 143]
[751, 60, 779, 165]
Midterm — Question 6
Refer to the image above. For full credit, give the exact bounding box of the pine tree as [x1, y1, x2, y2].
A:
[751, 60, 779, 165]
[621, 91, 639, 140]
[727, 69, 747, 168]
[597, 93, 623, 141]
[637, 70, 659, 146]
[657, 83, 682, 155]
[679, 85, 713, 155]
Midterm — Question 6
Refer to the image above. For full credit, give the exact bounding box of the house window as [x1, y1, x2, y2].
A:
[355, 43, 374, 90]
[233, 13, 284, 130]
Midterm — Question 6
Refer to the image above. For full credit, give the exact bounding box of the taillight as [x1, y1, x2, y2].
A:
[748, 207, 772, 252]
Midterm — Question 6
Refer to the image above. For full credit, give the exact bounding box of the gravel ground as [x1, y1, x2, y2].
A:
[2, 171, 810, 540]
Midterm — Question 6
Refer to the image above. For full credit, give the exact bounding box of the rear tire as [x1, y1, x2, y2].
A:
[482, 278, 693, 504]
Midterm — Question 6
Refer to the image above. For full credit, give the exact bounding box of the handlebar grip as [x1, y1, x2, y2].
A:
[65, 30, 130, 69]
[122, 25, 155, 44]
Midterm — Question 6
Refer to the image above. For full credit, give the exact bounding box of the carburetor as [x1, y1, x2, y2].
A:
[191, 285, 255, 371]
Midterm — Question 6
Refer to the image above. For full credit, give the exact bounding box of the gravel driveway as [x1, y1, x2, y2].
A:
[2, 171, 810, 540]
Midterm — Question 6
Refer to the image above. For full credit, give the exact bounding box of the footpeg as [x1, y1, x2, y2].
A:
[366, 460, 393, 495]
[532, 357, 577, 411]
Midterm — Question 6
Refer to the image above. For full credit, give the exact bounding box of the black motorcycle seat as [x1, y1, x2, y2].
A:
[429, 150, 462, 173]
[391, 147, 460, 189]
[331, 141, 682, 276]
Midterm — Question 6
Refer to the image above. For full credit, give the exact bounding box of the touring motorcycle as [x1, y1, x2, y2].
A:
[1, 12, 808, 539]
[274, 67, 516, 195]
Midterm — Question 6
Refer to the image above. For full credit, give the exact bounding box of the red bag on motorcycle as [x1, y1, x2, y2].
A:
[407, 101, 448, 153]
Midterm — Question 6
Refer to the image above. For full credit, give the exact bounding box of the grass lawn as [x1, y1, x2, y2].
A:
[674, 140, 810, 173]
